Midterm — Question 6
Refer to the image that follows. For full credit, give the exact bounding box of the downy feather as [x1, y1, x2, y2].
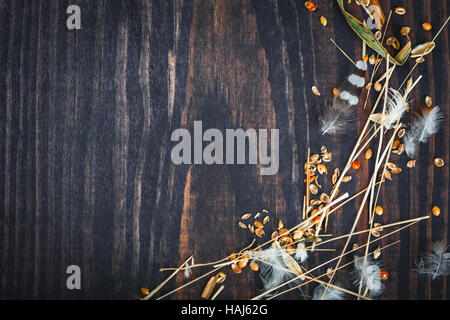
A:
[320, 99, 357, 135]
[384, 88, 408, 129]
[312, 283, 345, 300]
[405, 106, 444, 158]
[250, 246, 303, 296]
[352, 255, 384, 297]
[251, 248, 293, 292]
[416, 240, 450, 279]
[184, 258, 193, 278]
[294, 242, 308, 263]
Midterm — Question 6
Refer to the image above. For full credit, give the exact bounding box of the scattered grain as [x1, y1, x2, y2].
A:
[304, 1, 318, 12]
[312, 86, 321, 96]
[241, 213, 252, 220]
[255, 228, 265, 238]
[394, 7, 406, 15]
[231, 263, 242, 274]
[250, 262, 259, 272]
[254, 220, 264, 228]
[422, 22, 432, 31]
[434, 158, 445, 167]
[432, 206, 440, 217]
[374, 82, 382, 91]
[407, 160, 416, 168]
[375, 205, 383, 216]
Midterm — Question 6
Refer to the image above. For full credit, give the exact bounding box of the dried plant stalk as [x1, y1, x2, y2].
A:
[201, 275, 219, 299]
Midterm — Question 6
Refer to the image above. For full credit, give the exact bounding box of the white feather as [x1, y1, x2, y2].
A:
[352, 255, 384, 297]
[405, 106, 444, 158]
[404, 133, 417, 159]
[384, 88, 408, 129]
[320, 99, 357, 135]
[250, 247, 303, 296]
[312, 283, 345, 300]
[184, 258, 194, 278]
[294, 242, 308, 263]
[416, 240, 450, 279]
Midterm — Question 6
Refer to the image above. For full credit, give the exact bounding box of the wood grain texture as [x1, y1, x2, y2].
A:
[0, 0, 448, 299]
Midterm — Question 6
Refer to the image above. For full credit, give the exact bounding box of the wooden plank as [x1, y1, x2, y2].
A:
[0, 0, 447, 299]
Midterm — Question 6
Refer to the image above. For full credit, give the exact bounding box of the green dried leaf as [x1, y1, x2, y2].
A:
[410, 42, 435, 58]
[336, 0, 411, 65]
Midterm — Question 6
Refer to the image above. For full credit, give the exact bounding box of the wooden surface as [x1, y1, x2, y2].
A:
[0, 0, 448, 299]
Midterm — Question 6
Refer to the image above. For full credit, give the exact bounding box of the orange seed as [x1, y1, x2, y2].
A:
[304, 1, 318, 12]
[231, 263, 242, 274]
[375, 205, 383, 216]
[249, 262, 259, 271]
[422, 22, 432, 31]
[432, 206, 440, 217]
[434, 158, 445, 167]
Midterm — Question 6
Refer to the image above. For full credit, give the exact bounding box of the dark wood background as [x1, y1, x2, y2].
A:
[0, 0, 448, 300]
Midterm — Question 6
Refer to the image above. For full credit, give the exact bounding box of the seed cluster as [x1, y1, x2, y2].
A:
[238, 210, 271, 237]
